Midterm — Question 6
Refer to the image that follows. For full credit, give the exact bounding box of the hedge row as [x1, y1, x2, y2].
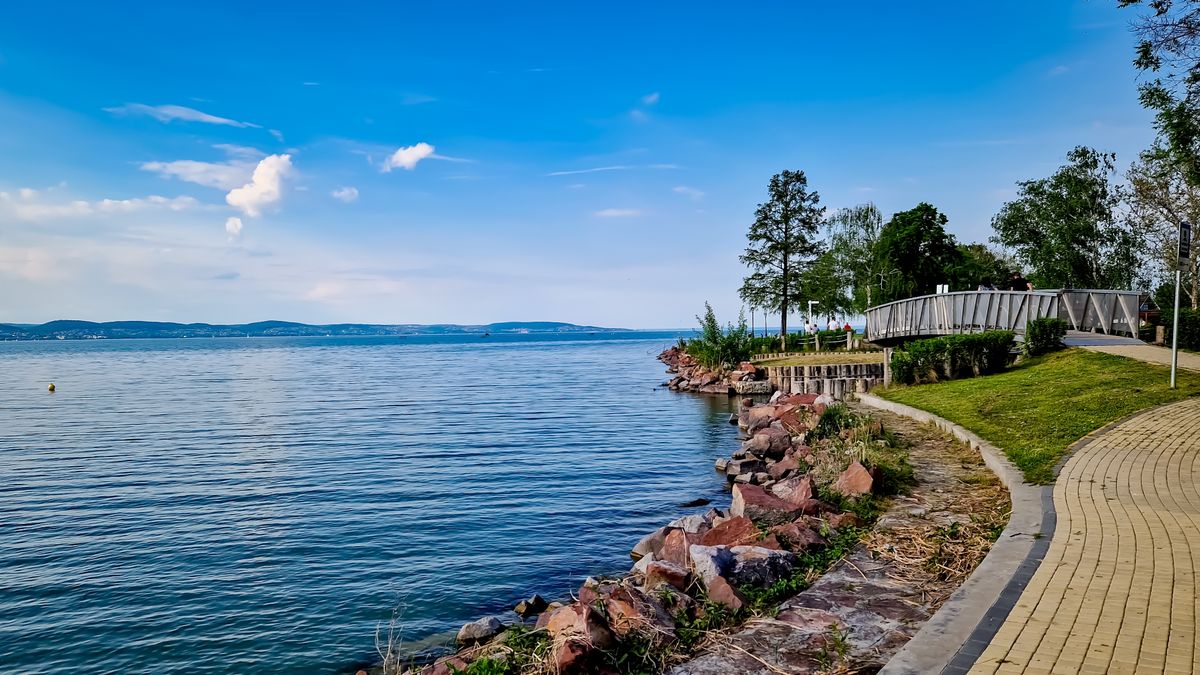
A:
[1162, 308, 1200, 351]
[891, 330, 1016, 385]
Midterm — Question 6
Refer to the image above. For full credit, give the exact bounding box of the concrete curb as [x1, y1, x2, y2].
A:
[855, 393, 1055, 675]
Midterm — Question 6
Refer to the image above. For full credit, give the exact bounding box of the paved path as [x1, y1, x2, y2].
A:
[1076, 342, 1200, 373]
[970, 398, 1200, 674]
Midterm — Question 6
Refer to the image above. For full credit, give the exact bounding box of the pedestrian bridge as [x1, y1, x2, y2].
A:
[864, 289, 1142, 343]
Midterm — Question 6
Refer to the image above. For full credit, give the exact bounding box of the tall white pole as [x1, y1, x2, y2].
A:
[1172, 267, 1181, 389]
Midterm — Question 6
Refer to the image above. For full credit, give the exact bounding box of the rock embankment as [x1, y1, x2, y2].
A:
[407, 393, 898, 675]
[658, 346, 774, 395]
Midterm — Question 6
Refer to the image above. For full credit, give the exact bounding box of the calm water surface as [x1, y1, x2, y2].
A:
[0, 333, 741, 674]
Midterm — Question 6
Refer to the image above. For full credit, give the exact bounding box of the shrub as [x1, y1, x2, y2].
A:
[1162, 308, 1200, 351]
[685, 302, 753, 368]
[890, 330, 1015, 385]
[1024, 317, 1068, 356]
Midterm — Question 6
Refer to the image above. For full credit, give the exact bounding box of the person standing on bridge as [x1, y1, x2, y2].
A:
[1005, 271, 1033, 292]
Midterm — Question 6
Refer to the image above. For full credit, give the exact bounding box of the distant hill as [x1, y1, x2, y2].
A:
[0, 320, 629, 341]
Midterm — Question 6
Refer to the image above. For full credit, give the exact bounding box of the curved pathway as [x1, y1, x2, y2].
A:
[970, 397, 1200, 674]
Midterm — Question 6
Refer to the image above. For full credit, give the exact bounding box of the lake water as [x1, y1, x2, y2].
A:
[0, 333, 742, 674]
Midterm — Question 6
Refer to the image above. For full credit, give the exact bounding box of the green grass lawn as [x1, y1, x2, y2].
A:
[877, 348, 1200, 484]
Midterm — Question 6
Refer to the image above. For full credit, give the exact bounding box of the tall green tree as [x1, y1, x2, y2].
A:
[872, 203, 963, 303]
[1120, 0, 1200, 188]
[991, 146, 1140, 289]
[1128, 143, 1200, 307]
[739, 170, 825, 346]
[825, 202, 888, 313]
[952, 243, 1019, 290]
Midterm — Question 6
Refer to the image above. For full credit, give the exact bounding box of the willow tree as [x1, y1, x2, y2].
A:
[739, 170, 825, 347]
[1129, 143, 1200, 306]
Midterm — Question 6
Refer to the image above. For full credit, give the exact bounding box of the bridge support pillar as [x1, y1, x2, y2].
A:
[882, 348, 893, 387]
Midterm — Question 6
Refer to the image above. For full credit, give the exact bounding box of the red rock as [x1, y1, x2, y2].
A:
[770, 474, 813, 505]
[631, 526, 670, 561]
[534, 601, 566, 629]
[757, 533, 784, 550]
[833, 461, 874, 497]
[699, 516, 760, 547]
[776, 407, 809, 434]
[744, 405, 778, 433]
[601, 585, 675, 639]
[827, 512, 861, 529]
[778, 392, 819, 406]
[659, 529, 702, 567]
[545, 603, 615, 650]
[577, 578, 618, 606]
[730, 483, 809, 525]
[775, 606, 843, 633]
[768, 455, 800, 480]
[643, 560, 690, 591]
[768, 522, 826, 551]
[705, 574, 745, 611]
[725, 458, 766, 476]
[737, 361, 757, 373]
[753, 426, 791, 456]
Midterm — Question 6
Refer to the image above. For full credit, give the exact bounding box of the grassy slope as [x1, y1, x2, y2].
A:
[877, 349, 1200, 484]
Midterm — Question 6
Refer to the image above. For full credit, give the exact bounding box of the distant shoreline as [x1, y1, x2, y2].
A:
[0, 320, 637, 342]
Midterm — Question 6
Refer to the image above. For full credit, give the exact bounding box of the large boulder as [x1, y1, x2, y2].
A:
[668, 513, 711, 535]
[768, 522, 826, 551]
[643, 560, 690, 592]
[705, 574, 745, 611]
[753, 426, 792, 457]
[728, 546, 797, 588]
[601, 584, 676, 640]
[456, 616, 504, 645]
[660, 528, 702, 567]
[724, 458, 766, 476]
[770, 474, 814, 505]
[744, 405, 778, 433]
[768, 454, 801, 480]
[833, 461, 874, 497]
[698, 515, 761, 548]
[545, 603, 616, 664]
[631, 526, 671, 561]
[687, 544, 735, 588]
[730, 483, 809, 525]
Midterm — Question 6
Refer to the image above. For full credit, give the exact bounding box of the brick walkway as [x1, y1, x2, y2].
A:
[970, 398, 1200, 674]
[1079, 343, 1200, 372]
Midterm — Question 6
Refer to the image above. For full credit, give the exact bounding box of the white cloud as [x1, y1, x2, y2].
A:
[212, 144, 266, 160]
[225, 216, 243, 238]
[226, 154, 293, 217]
[594, 208, 642, 218]
[104, 103, 260, 128]
[547, 165, 633, 177]
[642, 92, 660, 106]
[382, 142, 436, 172]
[672, 185, 704, 200]
[331, 186, 359, 203]
[1048, 65, 1071, 77]
[629, 109, 649, 122]
[141, 159, 254, 191]
[1, 188, 199, 221]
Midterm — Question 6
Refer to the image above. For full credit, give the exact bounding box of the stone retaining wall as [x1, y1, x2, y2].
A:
[764, 362, 884, 398]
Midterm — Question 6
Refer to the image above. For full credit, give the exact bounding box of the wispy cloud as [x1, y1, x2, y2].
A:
[331, 186, 359, 203]
[546, 163, 679, 177]
[672, 185, 704, 200]
[642, 92, 660, 106]
[1048, 64, 1071, 77]
[302, 81, 321, 87]
[0, 187, 199, 221]
[933, 139, 1021, 148]
[401, 93, 437, 105]
[104, 103, 260, 128]
[226, 154, 293, 217]
[594, 208, 642, 218]
[142, 159, 254, 191]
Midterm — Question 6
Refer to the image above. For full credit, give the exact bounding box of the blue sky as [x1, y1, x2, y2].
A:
[0, 2, 1157, 327]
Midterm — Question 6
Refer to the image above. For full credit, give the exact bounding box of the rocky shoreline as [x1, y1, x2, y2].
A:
[658, 345, 774, 395]
[387, 349, 911, 675]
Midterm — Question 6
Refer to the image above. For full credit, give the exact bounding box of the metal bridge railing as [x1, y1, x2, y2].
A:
[864, 289, 1141, 342]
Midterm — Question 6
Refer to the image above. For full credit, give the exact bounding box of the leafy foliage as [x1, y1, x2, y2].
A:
[739, 170, 826, 345]
[1024, 317, 1068, 356]
[889, 331, 1016, 385]
[685, 302, 753, 368]
[990, 146, 1141, 289]
[872, 203, 964, 303]
[1127, 143, 1200, 308]
[1162, 307, 1200, 349]
[1119, 0, 1200, 189]
[824, 202, 887, 313]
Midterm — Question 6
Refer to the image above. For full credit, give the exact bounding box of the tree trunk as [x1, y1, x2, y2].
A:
[780, 255, 789, 350]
